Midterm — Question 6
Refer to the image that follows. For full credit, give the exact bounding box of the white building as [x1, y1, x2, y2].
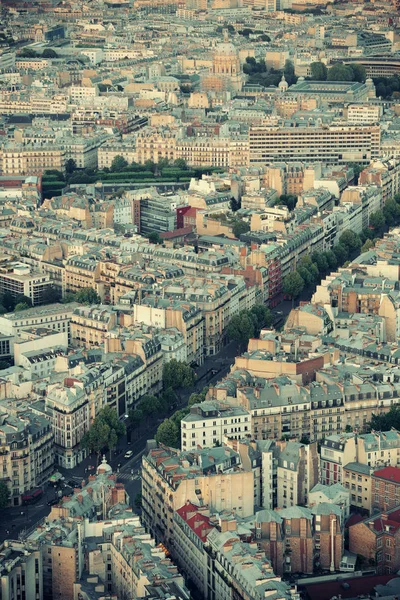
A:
[181, 400, 251, 451]
[113, 196, 133, 225]
[308, 482, 351, 520]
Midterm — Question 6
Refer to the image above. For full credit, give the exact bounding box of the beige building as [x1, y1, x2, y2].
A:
[0, 401, 53, 506]
[249, 125, 381, 165]
[0, 143, 66, 175]
[71, 306, 117, 348]
[142, 445, 254, 545]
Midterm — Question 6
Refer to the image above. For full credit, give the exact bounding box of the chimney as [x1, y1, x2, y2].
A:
[77, 494, 83, 504]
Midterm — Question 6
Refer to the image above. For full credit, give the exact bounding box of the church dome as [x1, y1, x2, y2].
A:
[97, 455, 112, 475]
[215, 42, 237, 57]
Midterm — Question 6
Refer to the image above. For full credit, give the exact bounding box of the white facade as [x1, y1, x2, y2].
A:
[113, 196, 133, 225]
[181, 401, 251, 451]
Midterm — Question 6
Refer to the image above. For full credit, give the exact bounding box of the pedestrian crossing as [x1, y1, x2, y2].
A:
[117, 472, 141, 482]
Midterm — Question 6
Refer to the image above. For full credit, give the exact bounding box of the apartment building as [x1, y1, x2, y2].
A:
[181, 400, 251, 451]
[276, 441, 319, 509]
[371, 466, 400, 514]
[64, 255, 101, 296]
[321, 430, 400, 487]
[173, 503, 298, 600]
[256, 504, 343, 576]
[0, 401, 53, 506]
[135, 129, 177, 164]
[349, 507, 400, 574]
[98, 144, 137, 169]
[0, 262, 52, 305]
[249, 125, 380, 165]
[0, 143, 66, 176]
[141, 445, 254, 545]
[70, 305, 117, 348]
[36, 381, 90, 468]
[346, 104, 383, 124]
[0, 303, 76, 342]
[0, 541, 43, 600]
[342, 463, 373, 514]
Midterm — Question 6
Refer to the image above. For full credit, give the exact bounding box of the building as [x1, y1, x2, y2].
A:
[0, 303, 76, 343]
[34, 380, 90, 468]
[0, 400, 53, 506]
[0, 262, 52, 306]
[141, 445, 254, 545]
[276, 441, 319, 509]
[249, 124, 380, 165]
[371, 467, 400, 514]
[256, 504, 344, 576]
[0, 541, 43, 600]
[180, 400, 251, 451]
[349, 507, 400, 574]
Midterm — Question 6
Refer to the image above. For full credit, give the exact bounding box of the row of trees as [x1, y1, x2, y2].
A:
[81, 405, 126, 459]
[227, 305, 272, 348]
[282, 230, 363, 304]
[20, 48, 58, 59]
[155, 387, 209, 448]
[309, 61, 366, 83]
[243, 58, 297, 87]
[282, 194, 400, 304]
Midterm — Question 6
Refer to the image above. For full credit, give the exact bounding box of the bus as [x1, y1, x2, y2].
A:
[21, 488, 43, 505]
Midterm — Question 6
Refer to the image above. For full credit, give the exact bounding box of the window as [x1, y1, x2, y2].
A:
[386, 539, 391, 547]
[386, 554, 392, 562]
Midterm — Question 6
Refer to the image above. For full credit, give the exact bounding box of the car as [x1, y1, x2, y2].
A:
[124, 450, 133, 459]
[47, 497, 59, 506]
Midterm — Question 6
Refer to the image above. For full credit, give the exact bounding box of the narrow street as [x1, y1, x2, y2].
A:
[0, 340, 241, 542]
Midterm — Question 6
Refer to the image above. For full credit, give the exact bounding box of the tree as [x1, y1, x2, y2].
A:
[0, 292, 15, 312]
[75, 287, 101, 304]
[368, 406, 400, 432]
[232, 220, 250, 239]
[226, 311, 255, 348]
[174, 158, 187, 170]
[14, 302, 31, 312]
[0, 481, 9, 508]
[339, 230, 362, 255]
[333, 243, 348, 264]
[361, 239, 375, 253]
[277, 194, 297, 211]
[65, 158, 77, 175]
[128, 409, 143, 427]
[20, 48, 38, 58]
[325, 250, 338, 270]
[148, 231, 161, 244]
[327, 63, 354, 82]
[369, 210, 386, 233]
[111, 156, 129, 172]
[155, 418, 180, 448]
[230, 197, 241, 212]
[283, 272, 304, 306]
[134, 492, 142, 510]
[310, 61, 327, 81]
[41, 285, 61, 305]
[137, 395, 159, 417]
[348, 163, 363, 184]
[311, 252, 329, 275]
[42, 48, 58, 58]
[250, 305, 272, 334]
[383, 199, 400, 227]
[350, 63, 366, 83]
[162, 360, 196, 390]
[81, 406, 125, 459]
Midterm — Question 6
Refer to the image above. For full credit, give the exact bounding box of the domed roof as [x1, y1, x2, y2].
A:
[97, 455, 112, 475]
[215, 42, 237, 57]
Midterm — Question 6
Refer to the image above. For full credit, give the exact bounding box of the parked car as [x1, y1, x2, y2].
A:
[124, 450, 133, 459]
[47, 497, 59, 506]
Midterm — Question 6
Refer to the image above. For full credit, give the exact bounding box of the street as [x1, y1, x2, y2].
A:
[0, 339, 242, 543]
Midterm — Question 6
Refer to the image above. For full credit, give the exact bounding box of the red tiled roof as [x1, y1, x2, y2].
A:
[160, 227, 193, 240]
[373, 466, 400, 484]
[176, 503, 213, 542]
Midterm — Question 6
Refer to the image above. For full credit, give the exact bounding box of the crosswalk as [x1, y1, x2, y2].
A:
[117, 472, 141, 482]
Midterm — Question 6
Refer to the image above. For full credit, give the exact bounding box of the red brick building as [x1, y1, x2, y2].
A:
[371, 466, 400, 514]
[349, 507, 400, 574]
[257, 504, 343, 576]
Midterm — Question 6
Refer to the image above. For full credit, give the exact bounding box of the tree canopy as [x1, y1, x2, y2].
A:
[81, 406, 125, 458]
[282, 272, 304, 304]
[155, 418, 180, 447]
[64, 287, 101, 305]
[0, 481, 9, 509]
[162, 360, 196, 390]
